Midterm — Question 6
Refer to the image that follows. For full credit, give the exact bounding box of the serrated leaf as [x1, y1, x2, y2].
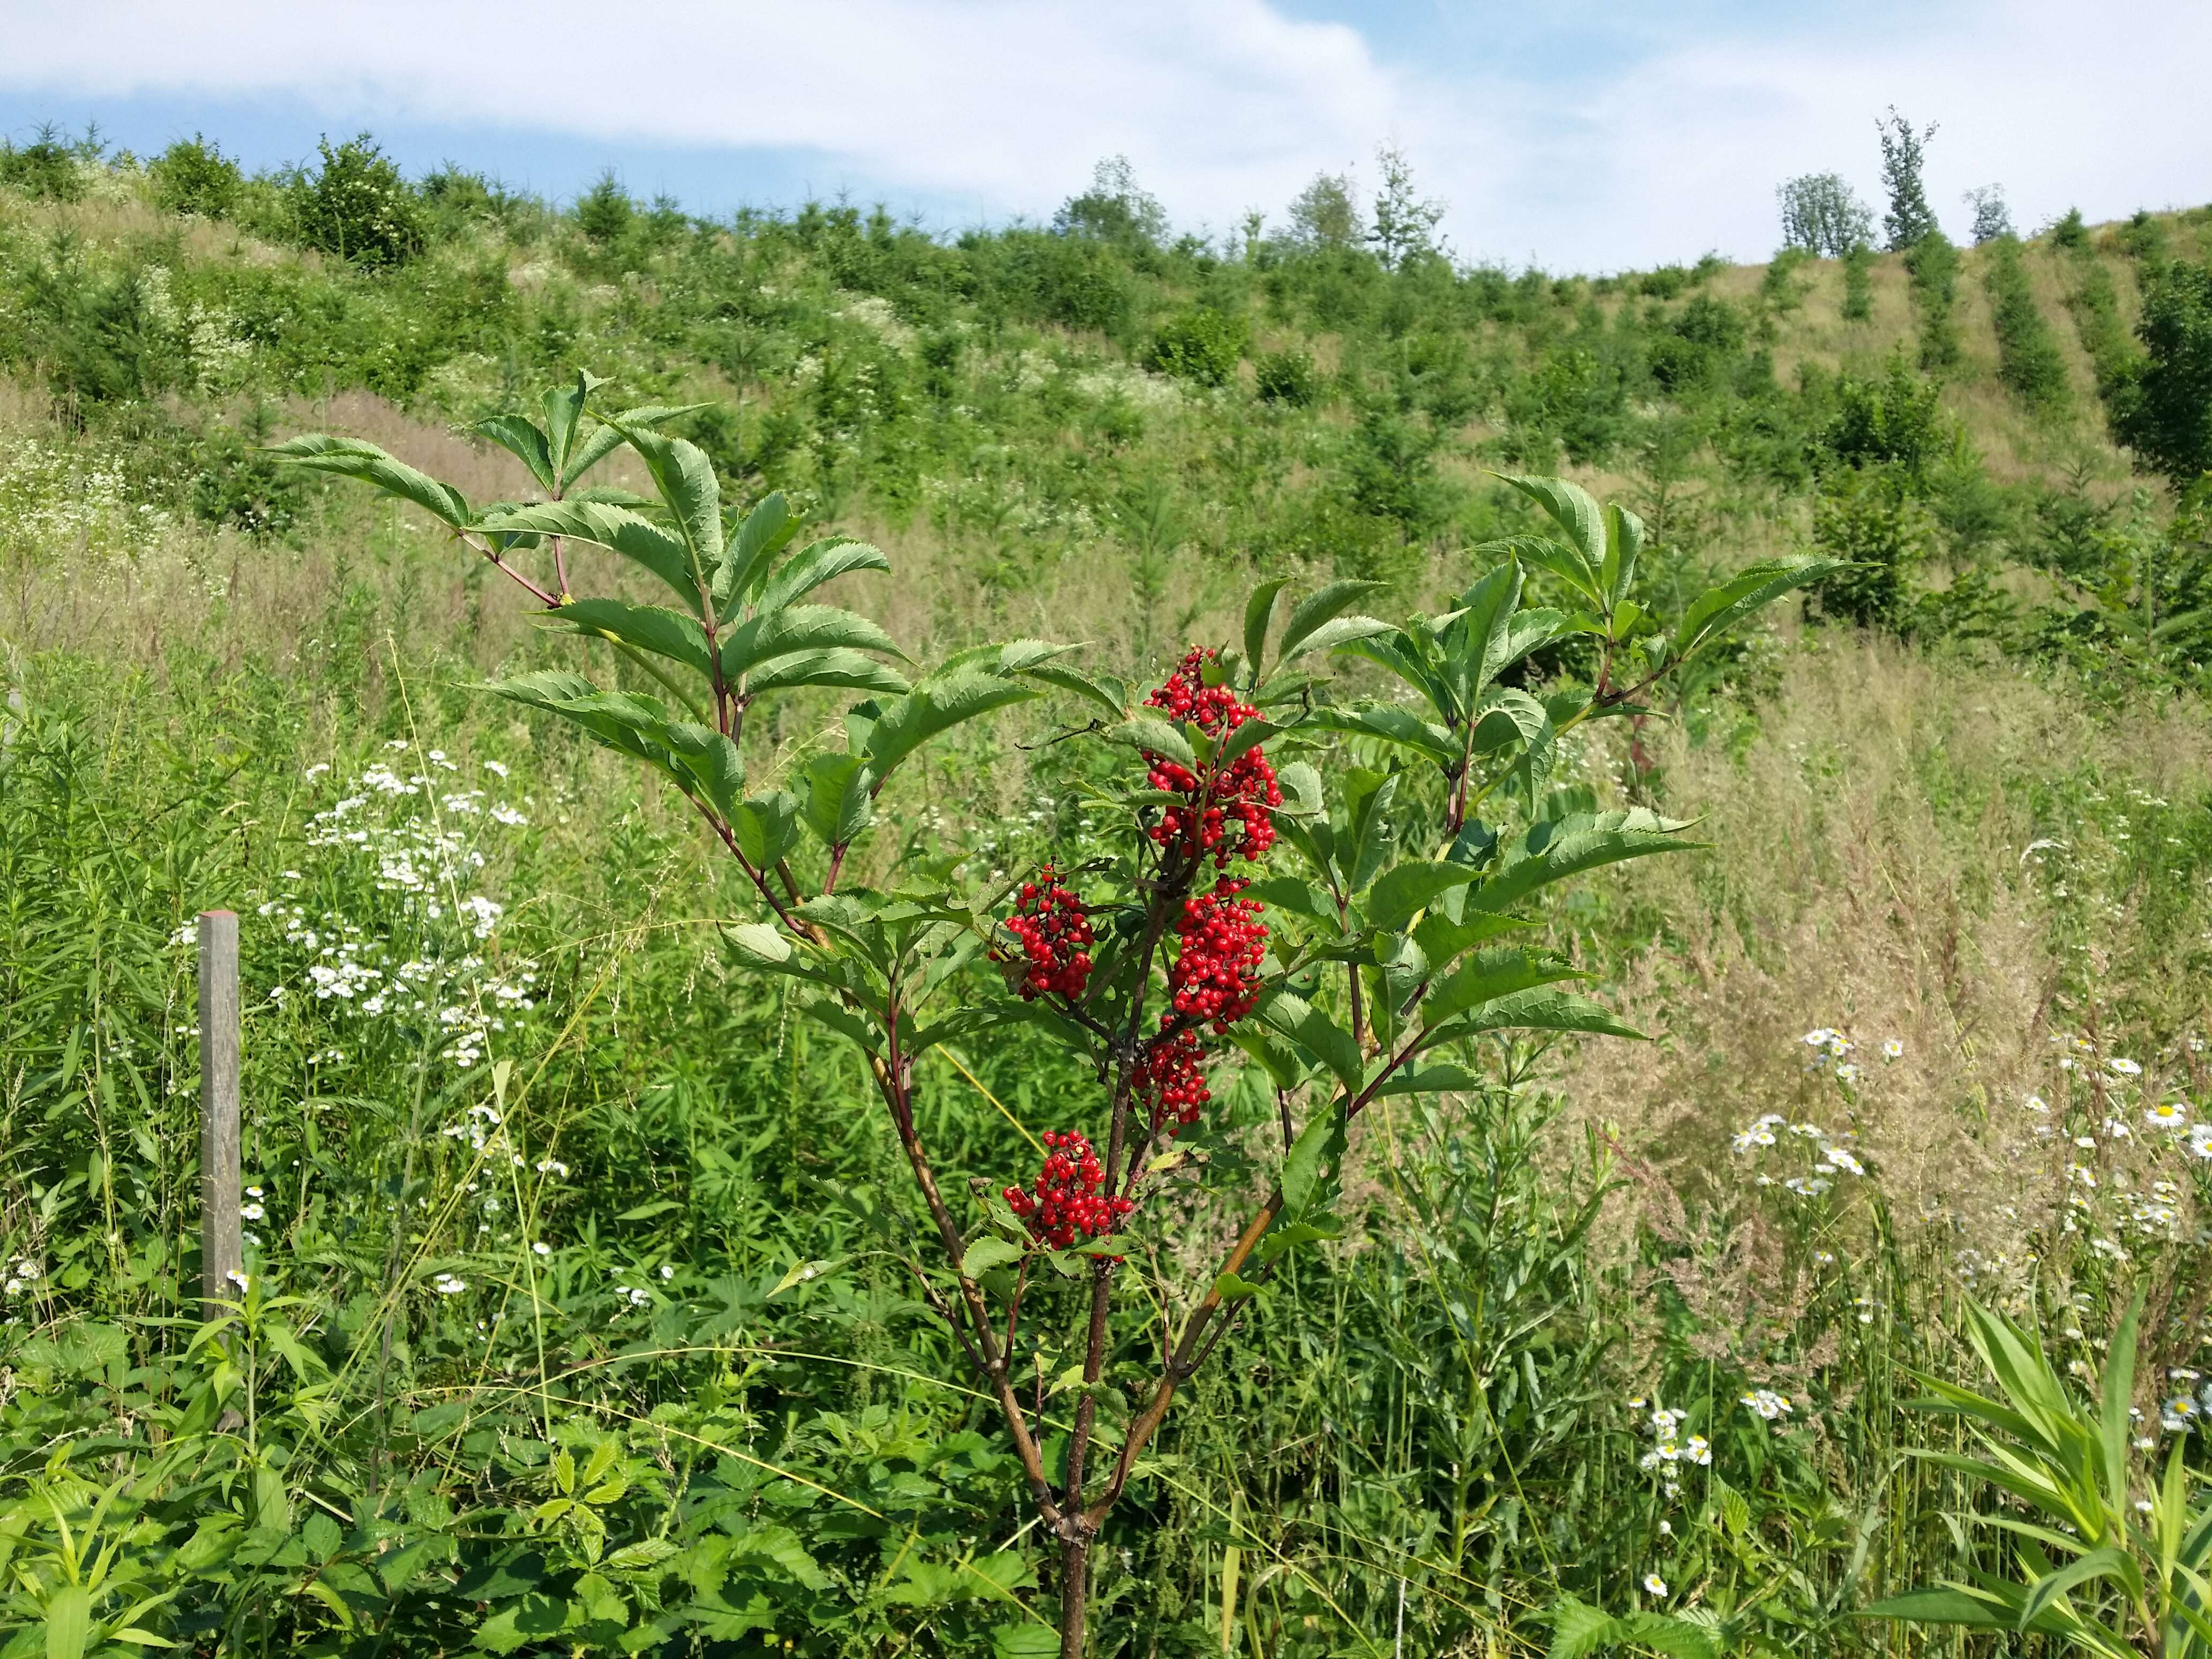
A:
[1419, 948, 1585, 1028]
[612, 423, 723, 587]
[867, 669, 1038, 778]
[1602, 500, 1645, 608]
[266, 434, 469, 529]
[1283, 614, 1394, 662]
[724, 922, 792, 967]
[1213, 1271, 1266, 1301]
[1546, 1597, 1620, 1659]
[746, 534, 889, 616]
[722, 604, 905, 681]
[476, 499, 696, 603]
[1494, 473, 1604, 597]
[744, 649, 909, 697]
[1243, 578, 1288, 676]
[801, 752, 876, 849]
[1370, 1063, 1482, 1098]
[1275, 760, 1323, 817]
[1227, 1029, 1310, 1089]
[730, 791, 801, 870]
[550, 597, 711, 675]
[1251, 1215, 1342, 1264]
[1306, 704, 1458, 762]
[542, 372, 593, 478]
[472, 413, 557, 495]
[771, 1258, 840, 1297]
[1215, 716, 1279, 767]
[1469, 686, 1552, 758]
[962, 1235, 1025, 1277]
[1363, 860, 1483, 932]
[1112, 718, 1196, 771]
[1242, 876, 1333, 918]
[1259, 992, 1362, 1092]
[1616, 1612, 1717, 1659]
[1449, 559, 1523, 705]
[1431, 984, 1643, 1043]
[1676, 556, 1841, 661]
[993, 1620, 1062, 1656]
[1470, 810, 1698, 914]
[1410, 908, 1529, 968]
[560, 401, 701, 491]
[1276, 579, 1387, 664]
[1281, 1094, 1347, 1216]
[1021, 661, 1126, 720]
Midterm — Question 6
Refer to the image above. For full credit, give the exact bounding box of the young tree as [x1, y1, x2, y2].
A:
[1053, 155, 1169, 249]
[1776, 171, 1874, 258]
[1962, 183, 2014, 244]
[1841, 241, 1876, 322]
[1876, 106, 1939, 251]
[1982, 233, 2071, 415]
[1286, 169, 1363, 251]
[1369, 143, 1447, 269]
[2108, 259, 2212, 485]
[273, 376, 1836, 1656]
[574, 170, 633, 244]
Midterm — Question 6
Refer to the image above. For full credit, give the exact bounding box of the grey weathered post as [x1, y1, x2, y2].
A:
[198, 909, 243, 1320]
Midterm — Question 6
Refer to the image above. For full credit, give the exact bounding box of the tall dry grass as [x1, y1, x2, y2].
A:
[1571, 634, 2212, 1300]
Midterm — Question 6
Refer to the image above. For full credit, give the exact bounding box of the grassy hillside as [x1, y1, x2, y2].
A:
[3, 131, 2207, 682]
[3, 129, 2211, 1657]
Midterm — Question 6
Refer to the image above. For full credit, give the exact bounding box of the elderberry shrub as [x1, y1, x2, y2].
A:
[278, 384, 1837, 1656]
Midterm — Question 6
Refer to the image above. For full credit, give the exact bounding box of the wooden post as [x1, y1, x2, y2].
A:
[198, 909, 242, 1321]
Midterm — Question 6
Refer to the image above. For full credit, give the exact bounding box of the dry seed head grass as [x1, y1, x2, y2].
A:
[1566, 633, 2212, 1285]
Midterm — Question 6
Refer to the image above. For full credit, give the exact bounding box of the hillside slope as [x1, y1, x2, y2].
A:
[1, 138, 2205, 687]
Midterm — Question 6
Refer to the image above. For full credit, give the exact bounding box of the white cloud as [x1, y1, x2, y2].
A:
[7, 1, 1399, 228]
[1565, 0, 2212, 266]
[6, 0, 2206, 270]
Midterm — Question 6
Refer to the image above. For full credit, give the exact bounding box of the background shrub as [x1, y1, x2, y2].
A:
[1904, 229, 1961, 374]
[151, 134, 242, 219]
[1141, 305, 1248, 385]
[290, 133, 424, 267]
[1982, 234, 2071, 415]
[1252, 346, 1320, 406]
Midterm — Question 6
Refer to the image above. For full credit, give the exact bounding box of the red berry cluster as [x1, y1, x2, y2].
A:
[1005, 1130, 1133, 1249]
[1131, 1026, 1212, 1132]
[1002, 866, 1094, 1000]
[1143, 648, 1281, 870]
[1133, 876, 1273, 1136]
[1167, 879, 1268, 1033]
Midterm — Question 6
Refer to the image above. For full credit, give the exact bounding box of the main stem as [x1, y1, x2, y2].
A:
[1055, 852, 1185, 1657]
[1058, 1537, 1090, 1659]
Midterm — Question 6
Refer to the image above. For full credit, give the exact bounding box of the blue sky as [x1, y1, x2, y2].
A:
[4, 1, 2204, 272]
